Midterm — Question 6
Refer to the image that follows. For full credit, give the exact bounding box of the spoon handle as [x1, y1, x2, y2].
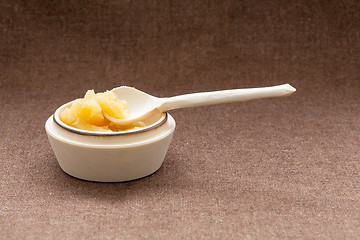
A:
[158, 84, 296, 112]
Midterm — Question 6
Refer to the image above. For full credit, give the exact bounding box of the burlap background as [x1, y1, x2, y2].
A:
[1, 0, 359, 239]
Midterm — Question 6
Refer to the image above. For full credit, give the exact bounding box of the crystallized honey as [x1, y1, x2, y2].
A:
[59, 90, 144, 132]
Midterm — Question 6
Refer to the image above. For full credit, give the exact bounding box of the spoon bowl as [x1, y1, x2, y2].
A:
[104, 86, 163, 125]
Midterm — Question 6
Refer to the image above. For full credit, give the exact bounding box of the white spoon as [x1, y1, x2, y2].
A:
[104, 83, 296, 126]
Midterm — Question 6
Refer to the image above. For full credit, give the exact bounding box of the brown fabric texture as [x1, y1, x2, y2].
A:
[1, 0, 359, 239]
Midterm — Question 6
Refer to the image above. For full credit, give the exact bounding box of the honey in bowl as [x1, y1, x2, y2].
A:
[59, 90, 145, 132]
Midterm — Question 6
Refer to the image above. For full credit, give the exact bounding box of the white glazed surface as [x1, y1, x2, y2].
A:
[45, 114, 176, 182]
[107, 84, 296, 125]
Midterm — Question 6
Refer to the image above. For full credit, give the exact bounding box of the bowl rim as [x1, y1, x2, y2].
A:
[46, 114, 176, 149]
[53, 101, 168, 136]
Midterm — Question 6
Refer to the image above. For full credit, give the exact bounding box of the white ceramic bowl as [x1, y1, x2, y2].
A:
[45, 104, 176, 182]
